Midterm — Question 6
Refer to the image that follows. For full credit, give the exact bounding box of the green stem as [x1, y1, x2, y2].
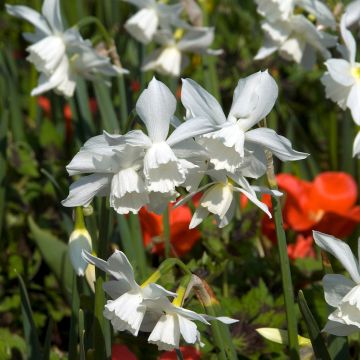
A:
[265, 149, 299, 359]
[175, 349, 184, 360]
[118, 76, 128, 132]
[68, 273, 80, 360]
[163, 206, 171, 258]
[76, 16, 112, 46]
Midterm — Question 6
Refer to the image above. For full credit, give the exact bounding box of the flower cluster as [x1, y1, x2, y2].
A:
[254, 0, 336, 67]
[63, 73, 308, 228]
[124, 0, 221, 77]
[82, 250, 236, 350]
[6, 0, 127, 97]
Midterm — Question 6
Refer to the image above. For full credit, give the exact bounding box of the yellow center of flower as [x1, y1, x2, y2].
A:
[352, 66, 360, 79]
[174, 28, 185, 41]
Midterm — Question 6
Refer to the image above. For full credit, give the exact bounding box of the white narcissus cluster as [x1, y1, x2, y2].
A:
[321, 14, 360, 158]
[314, 231, 360, 336]
[254, 0, 337, 67]
[6, 0, 128, 97]
[82, 250, 237, 350]
[63, 73, 308, 228]
[124, 0, 221, 77]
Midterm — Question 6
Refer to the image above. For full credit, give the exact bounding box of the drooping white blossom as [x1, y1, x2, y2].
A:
[124, 0, 184, 44]
[314, 231, 360, 336]
[6, 0, 127, 97]
[142, 27, 221, 77]
[181, 71, 308, 174]
[254, 0, 336, 67]
[321, 15, 360, 157]
[82, 250, 177, 335]
[145, 296, 237, 351]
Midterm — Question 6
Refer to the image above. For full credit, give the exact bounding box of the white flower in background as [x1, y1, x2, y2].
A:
[142, 27, 221, 77]
[321, 15, 360, 157]
[145, 296, 237, 351]
[314, 231, 360, 336]
[62, 134, 150, 214]
[82, 250, 177, 335]
[6, 0, 127, 97]
[181, 71, 308, 174]
[124, 0, 184, 44]
[254, 0, 336, 67]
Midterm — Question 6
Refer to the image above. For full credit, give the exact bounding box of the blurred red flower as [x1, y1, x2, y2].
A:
[287, 235, 315, 260]
[262, 172, 360, 256]
[112, 344, 137, 360]
[139, 204, 201, 257]
[159, 346, 201, 360]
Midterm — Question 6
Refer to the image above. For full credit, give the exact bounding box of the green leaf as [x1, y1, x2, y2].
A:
[28, 217, 74, 297]
[298, 290, 331, 360]
[0, 328, 26, 360]
[8, 141, 39, 177]
[42, 318, 53, 360]
[17, 272, 42, 360]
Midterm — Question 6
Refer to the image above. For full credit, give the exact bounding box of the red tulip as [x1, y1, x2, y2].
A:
[287, 235, 315, 260]
[159, 346, 201, 360]
[139, 204, 201, 257]
[262, 172, 360, 257]
[112, 344, 137, 360]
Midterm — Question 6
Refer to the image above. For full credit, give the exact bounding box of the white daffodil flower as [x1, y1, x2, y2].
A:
[142, 27, 221, 77]
[62, 134, 150, 214]
[82, 250, 177, 336]
[176, 169, 280, 228]
[115, 77, 219, 193]
[321, 15, 360, 156]
[6, 0, 127, 97]
[314, 231, 360, 336]
[145, 297, 237, 351]
[181, 72, 308, 174]
[254, 0, 336, 67]
[124, 0, 184, 44]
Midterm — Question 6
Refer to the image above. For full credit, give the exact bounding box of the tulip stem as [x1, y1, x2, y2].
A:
[163, 206, 171, 258]
[265, 147, 299, 359]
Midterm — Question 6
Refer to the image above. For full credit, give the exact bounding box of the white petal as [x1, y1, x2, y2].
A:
[254, 37, 278, 60]
[340, 15, 357, 63]
[325, 59, 354, 87]
[321, 73, 351, 110]
[5, 4, 51, 36]
[110, 167, 149, 214]
[166, 117, 219, 147]
[279, 36, 305, 64]
[61, 174, 111, 207]
[297, 0, 336, 29]
[107, 250, 138, 288]
[148, 314, 180, 351]
[136, 77, 176, 142]
[42, 0, 63, 33]
[344, 0, 360, 28]
[103, 279, 132, 299]
[347, 83, 360, 125]
[200, 183, 234, 219]
[177, 27, 215, 52]
[125, 8, 159, 44]
[323, 274, 356, 308]
[104, 291, 145, 335]
[323, 319, 359, 336]
[27, 35, 66, 74]
[178, 315, 198, 344]
[260, 20, 291, 43]
[228, 70, 278, 131]
[142, 283, 177, 299]
[148, 190, 179, 214]
[189, 206, 209, 229]
[68, 229, 92, 276]
[245, 128, 309, 161]
[144, 142, 185, 192]
[313, 231, 360, 283]
[181, 78, 227, 125]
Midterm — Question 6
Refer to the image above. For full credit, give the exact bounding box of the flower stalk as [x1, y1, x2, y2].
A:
[264, 123, 299, 359]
